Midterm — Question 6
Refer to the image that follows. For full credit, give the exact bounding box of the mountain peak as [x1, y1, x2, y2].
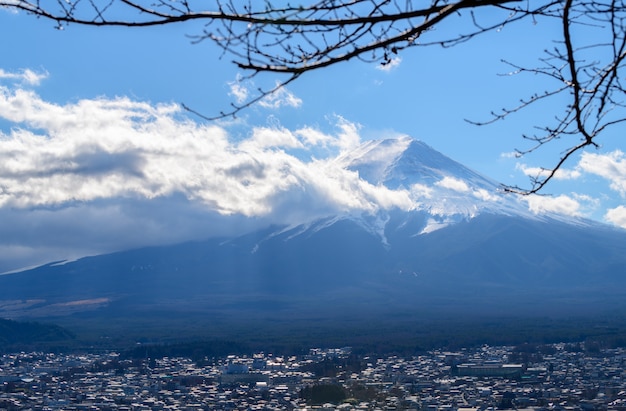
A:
[340, 137, 499, 191]
[336, 137, 530, 226]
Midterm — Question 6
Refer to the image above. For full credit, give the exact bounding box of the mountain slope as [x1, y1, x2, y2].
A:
[0, 213, 624, 320]
[0, 137, 625, 322]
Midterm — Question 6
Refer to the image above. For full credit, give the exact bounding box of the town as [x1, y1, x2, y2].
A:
[1, 342, 625, 410]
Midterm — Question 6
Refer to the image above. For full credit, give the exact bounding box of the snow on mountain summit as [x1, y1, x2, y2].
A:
[339, 137, 530, 222]
[269, 137, 567, 246]
[341, 136, 498, 190]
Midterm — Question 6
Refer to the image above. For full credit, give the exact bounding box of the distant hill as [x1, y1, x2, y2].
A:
[0, 317, 75, 351]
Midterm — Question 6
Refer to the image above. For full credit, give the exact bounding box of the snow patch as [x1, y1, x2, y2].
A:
[419, 218, 451, 234]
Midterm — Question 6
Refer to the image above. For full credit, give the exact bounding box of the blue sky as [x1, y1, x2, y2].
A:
[1, 6, 625, 272]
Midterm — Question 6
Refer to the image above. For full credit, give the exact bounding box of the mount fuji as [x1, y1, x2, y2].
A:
[1, 137, 625, 327]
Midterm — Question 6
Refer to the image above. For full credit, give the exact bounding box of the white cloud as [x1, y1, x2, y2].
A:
[241, 125, 303, 151]
[410, 183, 434, 199]
[0, 68, 48, 86]
[500, 151, 519, 159]
[473, 188, 498, 202]
[571, 192, 600, 209]
[0, 82, 412, 271]
[227, 77, 301, 109]
[517, 151, 626, 199]
[525, 194, 582, 217]
[296, 127, 335, 147]
[258, 82, 302, 109]
[436, 176, 470, 192]
[555, 168, 582, 180]
[376, 57, 402, 72]
[0, 85, 377, 216]
[516, 164, 545, 177]
[516, 163, 581, 180]
[228, 80, 249, 104]
[333, 115, 362, 153]
[605, 205, 626, 229]
[578, 150, 626, 196]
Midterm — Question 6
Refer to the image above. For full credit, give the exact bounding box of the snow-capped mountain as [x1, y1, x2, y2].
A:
[1, 137, 625, 323]
[340, 136, 495, 189]
[326, 137, 533, 237]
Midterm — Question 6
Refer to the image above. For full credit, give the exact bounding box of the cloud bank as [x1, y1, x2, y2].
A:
[0, 79, 416, 271]
[0, 68, 47, 86]
[515, 150, 626, 228]
[0, 86, 402, 217]
[1, 72, 625, 271]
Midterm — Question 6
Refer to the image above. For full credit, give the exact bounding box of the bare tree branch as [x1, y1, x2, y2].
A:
[2, 0, 626, 193]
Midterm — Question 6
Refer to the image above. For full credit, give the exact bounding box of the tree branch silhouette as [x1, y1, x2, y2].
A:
[2, 0, 625, 193]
